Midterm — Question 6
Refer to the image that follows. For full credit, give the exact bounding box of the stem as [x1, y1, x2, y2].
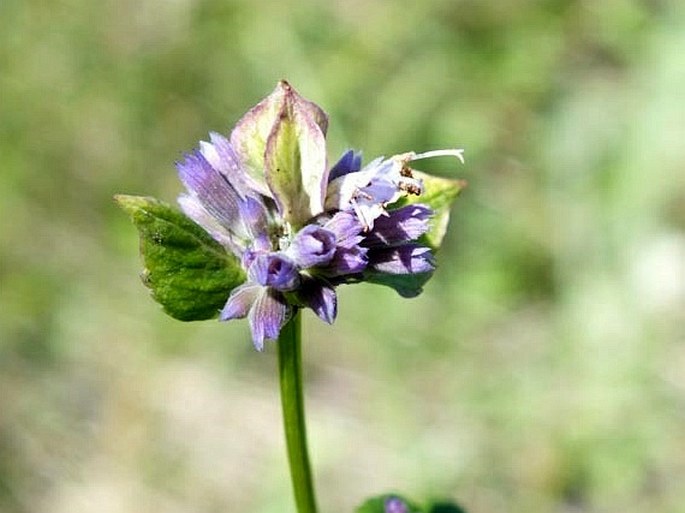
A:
[278, 311, 318, 513]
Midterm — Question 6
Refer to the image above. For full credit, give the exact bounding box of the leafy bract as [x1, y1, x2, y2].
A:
[265, 86, 328, 228]
[230, 80, 329, 210]
[363, 270, 434, 298]
[229, 85, 286, 196]
[115, 195, 245, 321]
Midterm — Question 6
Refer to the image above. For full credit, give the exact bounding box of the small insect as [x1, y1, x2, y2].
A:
[397, 166, 423, 195]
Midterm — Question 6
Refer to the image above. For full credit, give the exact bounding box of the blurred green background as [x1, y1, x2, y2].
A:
[2, 0, 685, 512]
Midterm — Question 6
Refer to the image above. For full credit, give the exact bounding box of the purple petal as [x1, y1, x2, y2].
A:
[219, 283, 261, 321]
[298, 279, 337, 324]
[326, 157, 407, 230]
[367, 244, 435, 275]
[287, 225, 337, 268]
[177, 194, 241, 254]
[349, 174, 404, 231]
[360, 178, 399, 205]
[251, 234, 273, 253]
[364, 204, 433, 246]
[199, 132, 256, 199]
[328, 149, 362, 181]
[176, 151, 246, 237]
[238, 195, 269, 240]
[350, 198, 387, 231]
[323, 246, 368, 276]
[248, 253, 300, 291]
[325, 156, 387, 212]
[248, 288, 289, 351]
[324, 211, 364, 249]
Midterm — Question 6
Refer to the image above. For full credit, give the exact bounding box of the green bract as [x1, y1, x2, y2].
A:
[362, 269, 435, 298]
[232, 81, 329, 227]
[115, 195, 245, 321]
[264, 94, 328, 228]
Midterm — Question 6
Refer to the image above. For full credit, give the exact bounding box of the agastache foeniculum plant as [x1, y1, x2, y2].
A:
[116, 81, 467, 513]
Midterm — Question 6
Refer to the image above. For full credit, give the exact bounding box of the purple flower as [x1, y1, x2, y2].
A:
[384, 497, 409, 513]
[220, 283, 289, 351]
[326, 149, 464, 231]
[287, 225, 337, 268]
[328, 149, 362, 181]
[249, 253, 300, 291]
[296, 277, 337, 324]
[219, 252, 298, 350]
[367, 245, 435, 275]
[174, 81, 463, 349]
[363, 204, 433, 247]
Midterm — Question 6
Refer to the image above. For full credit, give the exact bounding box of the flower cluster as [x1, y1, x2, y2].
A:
[175, 81, 463, 349]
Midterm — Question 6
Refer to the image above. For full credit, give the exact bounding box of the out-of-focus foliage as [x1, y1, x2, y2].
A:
[355, 493, 466, 513]
[356, 494, 421, 513]
[1, 1, 684, 512]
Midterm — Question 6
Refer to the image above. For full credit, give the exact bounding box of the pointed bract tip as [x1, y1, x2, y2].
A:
[113, 193, 136, 205]
[114, 194, 156, 216]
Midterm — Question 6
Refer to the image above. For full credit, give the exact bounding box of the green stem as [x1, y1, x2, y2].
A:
[278, 311, 318, 513]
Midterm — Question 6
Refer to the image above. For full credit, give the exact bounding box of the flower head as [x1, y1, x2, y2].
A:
[168, 81, 464, 349]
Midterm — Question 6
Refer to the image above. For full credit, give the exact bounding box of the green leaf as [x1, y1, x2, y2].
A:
[115, 195, 245, 321]
[397, 171, 466, 251]
[356, 494, 423, 513]
[363, 270, 434, 298]
[264, 87, 327, 228]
